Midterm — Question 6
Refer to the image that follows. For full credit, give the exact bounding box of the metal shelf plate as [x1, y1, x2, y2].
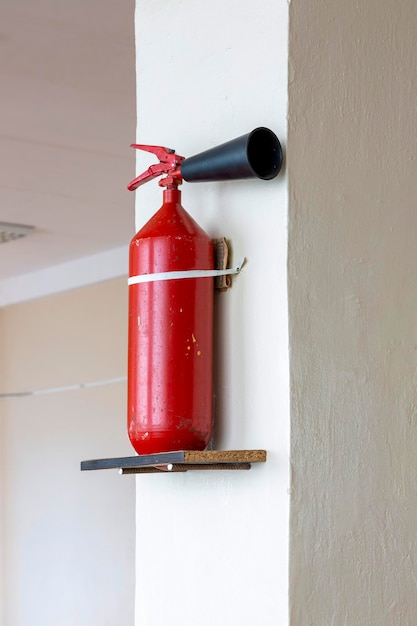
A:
[81, 450, 267, 474]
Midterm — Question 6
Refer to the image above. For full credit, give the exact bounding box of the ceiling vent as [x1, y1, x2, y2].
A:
[0, 222, 34, 245]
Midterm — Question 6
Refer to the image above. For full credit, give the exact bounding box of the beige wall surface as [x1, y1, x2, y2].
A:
[0, 307, 4, 626]
[0, 279, 134, 626]
[288, 0, 417, 623]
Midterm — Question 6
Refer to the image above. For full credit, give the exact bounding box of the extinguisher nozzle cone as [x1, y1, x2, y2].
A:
[180, 127, 283, 183]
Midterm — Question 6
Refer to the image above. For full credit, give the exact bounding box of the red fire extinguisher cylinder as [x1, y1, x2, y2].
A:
[128, 187, 214, 455]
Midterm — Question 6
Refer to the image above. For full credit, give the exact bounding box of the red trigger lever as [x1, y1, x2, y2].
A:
[127, 144, 185, 191]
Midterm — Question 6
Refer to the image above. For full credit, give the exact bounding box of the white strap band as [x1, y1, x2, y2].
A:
[128, 257, 245, 286]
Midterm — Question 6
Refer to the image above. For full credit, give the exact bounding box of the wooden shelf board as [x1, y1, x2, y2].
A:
[81, 449, 266, 474]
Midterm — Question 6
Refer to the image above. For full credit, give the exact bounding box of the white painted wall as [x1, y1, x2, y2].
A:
[134, 1, 289, 625]
[288, 0, 417, 623]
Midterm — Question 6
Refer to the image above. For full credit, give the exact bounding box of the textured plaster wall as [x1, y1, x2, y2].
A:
[134, 1, 289, 624]
[0, 279, 134, 626]
[0, 307, 4, 626]
[288, 1, 417, 623]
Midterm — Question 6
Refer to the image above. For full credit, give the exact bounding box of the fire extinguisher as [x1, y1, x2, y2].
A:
[127, 128, 282, 456]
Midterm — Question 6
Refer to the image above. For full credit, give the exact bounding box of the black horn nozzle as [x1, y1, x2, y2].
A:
[180, 127, 282, 184]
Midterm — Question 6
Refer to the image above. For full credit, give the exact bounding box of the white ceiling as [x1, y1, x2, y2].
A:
[0, 0, 136, 281]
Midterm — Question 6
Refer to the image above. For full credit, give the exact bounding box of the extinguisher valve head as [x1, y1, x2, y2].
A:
[127, 145, 185, 191]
